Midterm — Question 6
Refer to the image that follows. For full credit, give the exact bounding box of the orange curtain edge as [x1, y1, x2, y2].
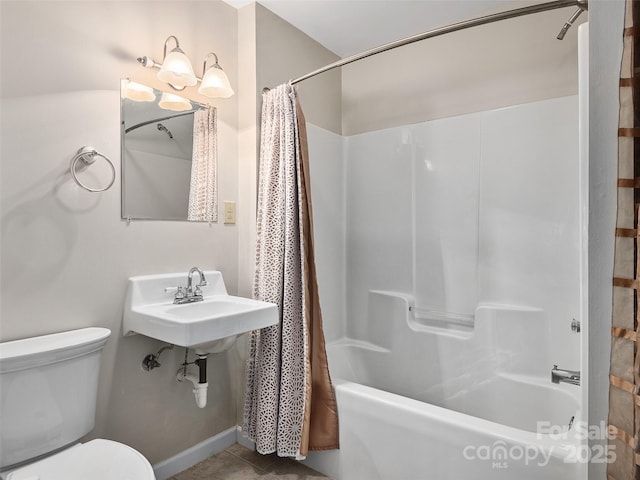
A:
[295, 94, 340, 456]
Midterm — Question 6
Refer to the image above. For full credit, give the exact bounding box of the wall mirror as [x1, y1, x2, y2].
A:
[120, 79, 218, 222]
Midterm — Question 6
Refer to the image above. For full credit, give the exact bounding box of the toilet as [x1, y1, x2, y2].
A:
[0, 327, 155, 479]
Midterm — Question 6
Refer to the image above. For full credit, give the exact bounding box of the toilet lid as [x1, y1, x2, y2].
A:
[6, 439, 155, 480]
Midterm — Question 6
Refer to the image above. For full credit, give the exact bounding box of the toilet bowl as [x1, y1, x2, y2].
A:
[0, 328, 155, 480]
[3, 439, 155, 480]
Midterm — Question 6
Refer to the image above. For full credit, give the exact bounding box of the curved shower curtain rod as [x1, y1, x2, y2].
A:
[265, 0, 587, 90]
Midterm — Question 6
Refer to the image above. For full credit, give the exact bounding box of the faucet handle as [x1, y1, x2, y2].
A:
[194, 277, 207, 296]
[194, 278, 210, 293]
[165, 286, 185, 299]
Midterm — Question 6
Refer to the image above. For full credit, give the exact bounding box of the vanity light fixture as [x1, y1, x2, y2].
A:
[158, 92, 192, 112]
[122, 81, 156, 102]
[155, 36, 197, 89]
[198, 53, 234, 98]
[137, 36, 234, 99]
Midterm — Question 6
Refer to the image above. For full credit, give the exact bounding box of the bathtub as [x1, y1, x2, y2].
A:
[303, 293, 585, 480]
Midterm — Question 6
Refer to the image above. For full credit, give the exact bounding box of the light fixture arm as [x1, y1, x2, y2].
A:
[163, 35, 181, 59]
[202, 52, 222, 75]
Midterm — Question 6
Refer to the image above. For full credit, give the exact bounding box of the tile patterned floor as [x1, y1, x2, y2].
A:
[168, 443, 331, 480]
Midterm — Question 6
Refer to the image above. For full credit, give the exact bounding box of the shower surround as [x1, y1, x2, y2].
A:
[302, 77, 587, 479]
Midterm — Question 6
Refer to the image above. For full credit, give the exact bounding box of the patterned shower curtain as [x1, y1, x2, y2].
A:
[609, 0, 640, 477]
[188, 106, 218, 222]
[243, 83, 339, 459]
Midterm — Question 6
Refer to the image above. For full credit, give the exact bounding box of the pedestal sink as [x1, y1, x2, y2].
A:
[122, 271, 278, 353]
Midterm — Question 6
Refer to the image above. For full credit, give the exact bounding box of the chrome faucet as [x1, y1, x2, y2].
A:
[187, 267, 207, 299]
[551, 365, 580, 386]
[166, 267, 208, 305]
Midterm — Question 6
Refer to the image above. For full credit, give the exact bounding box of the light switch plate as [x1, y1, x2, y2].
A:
[224, 201, 236, 224]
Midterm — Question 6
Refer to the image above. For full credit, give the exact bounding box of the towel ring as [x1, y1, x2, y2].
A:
[70, 146, 116, 193]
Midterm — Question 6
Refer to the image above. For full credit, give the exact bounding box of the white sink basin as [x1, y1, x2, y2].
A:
[122, 271, 278, 348]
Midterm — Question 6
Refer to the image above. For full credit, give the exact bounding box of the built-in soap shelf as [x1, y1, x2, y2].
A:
[408, 306, 475, 334]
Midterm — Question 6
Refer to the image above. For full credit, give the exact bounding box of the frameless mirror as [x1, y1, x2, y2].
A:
[120, 79, 218, 221]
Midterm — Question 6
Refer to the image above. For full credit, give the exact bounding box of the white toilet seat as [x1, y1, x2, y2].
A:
[6, 439, 155, 480]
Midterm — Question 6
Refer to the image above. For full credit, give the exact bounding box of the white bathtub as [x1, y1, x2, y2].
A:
[303, 294, 585, 480]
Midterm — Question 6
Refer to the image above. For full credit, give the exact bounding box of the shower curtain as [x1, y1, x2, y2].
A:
[188, 106, 217, 222]
[243, 83, 339, 459]
[609, 1, 640, 478]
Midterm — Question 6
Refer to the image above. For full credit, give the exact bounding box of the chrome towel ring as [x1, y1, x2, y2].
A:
[70, 146, 116, 193]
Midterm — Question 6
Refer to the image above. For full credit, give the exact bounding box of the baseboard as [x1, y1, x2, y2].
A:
[235, 425, 256, 450]
[152, 426, 237, 480]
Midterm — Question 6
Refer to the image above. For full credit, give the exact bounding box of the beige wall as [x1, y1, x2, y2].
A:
[342, 5, 584, 136]
[0, 1, 240, 465]
[237, 3, 259, 301]
[256, 3, 342, 135]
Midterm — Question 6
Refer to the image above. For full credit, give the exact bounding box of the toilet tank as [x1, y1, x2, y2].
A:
[0, 328, 111, 470]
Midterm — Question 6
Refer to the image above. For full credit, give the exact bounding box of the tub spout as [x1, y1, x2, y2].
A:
[551, 365, 580, 386]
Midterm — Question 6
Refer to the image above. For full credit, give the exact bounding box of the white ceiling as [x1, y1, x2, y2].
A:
[221, 0, 570, 58]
